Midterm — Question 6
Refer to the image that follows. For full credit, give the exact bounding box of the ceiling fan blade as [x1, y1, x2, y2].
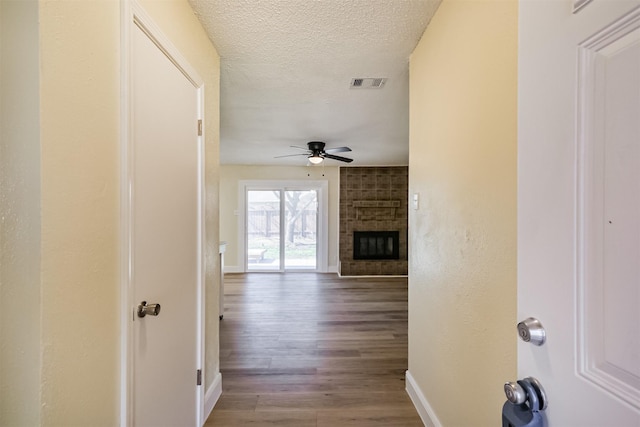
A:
[274, 153, 309, 158]
[323, 153, 353, 163]
[324, 146, 351, 153]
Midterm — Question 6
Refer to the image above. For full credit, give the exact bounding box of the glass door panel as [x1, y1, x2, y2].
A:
[284, 190, 317, 270]
[246, 190, 280, 271]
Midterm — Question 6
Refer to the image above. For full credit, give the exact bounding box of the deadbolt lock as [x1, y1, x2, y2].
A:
[517, 317, 546, 346]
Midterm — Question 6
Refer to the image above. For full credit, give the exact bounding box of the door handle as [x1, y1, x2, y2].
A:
[502, 377, 547, 427]
[137, 301, 161, 318]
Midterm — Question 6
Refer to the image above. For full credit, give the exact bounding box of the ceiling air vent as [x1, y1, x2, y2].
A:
[350, 77, 387, 89]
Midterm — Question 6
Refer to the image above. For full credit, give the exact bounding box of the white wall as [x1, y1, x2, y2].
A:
[407, 0, 518, 425]
[220, 165, 340, 272]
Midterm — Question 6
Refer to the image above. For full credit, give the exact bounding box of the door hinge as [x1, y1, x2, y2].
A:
[196, 369, 202, 386]
[197, 119, 203, 136]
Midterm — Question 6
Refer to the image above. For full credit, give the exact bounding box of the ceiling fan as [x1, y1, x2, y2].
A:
[275, 141, 353, 164]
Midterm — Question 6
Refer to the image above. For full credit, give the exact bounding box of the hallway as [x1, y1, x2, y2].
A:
[206, 273, 422, 426]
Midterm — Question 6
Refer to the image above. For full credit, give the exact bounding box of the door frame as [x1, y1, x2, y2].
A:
[238, 180, 329, 273]
[120, 1, 206, 425]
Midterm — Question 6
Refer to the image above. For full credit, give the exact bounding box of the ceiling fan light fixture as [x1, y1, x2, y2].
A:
[308, 154, 323, 164]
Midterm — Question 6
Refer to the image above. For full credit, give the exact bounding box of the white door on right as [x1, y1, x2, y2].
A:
[518, 0, 640, 425]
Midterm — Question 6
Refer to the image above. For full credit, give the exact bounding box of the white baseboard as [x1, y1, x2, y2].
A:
[405, 370, 442, 427]
[203, 372, 222, 424]
[337, 273, 408, 278]
[223, 265, 242, 273]
[224, 266, 339, 274]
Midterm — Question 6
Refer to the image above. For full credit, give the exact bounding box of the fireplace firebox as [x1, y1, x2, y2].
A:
[353, 231, 399, 260]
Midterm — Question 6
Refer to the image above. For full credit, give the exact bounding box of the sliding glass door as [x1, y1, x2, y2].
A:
[284, 190, 317, 270]
[246, 190, 281, 270]
[246, 187, 318, 271]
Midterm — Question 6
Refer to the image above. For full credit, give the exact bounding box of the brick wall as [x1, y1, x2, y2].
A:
[339, 167, 408, 275]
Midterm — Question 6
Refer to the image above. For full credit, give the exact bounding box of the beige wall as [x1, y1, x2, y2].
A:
[39, 1, 120, 422]
[0, 0, 220, 424]
[407, 0, 518, 425]
[0, 0, 42, 424]
[220, 165, 340, 271]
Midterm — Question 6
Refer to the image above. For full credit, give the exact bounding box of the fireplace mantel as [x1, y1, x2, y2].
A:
[353, 200, 400, 220]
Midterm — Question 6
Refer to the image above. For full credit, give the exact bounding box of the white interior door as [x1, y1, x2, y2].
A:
[518, 0, 640, 425]
[130, 15, 203, 427]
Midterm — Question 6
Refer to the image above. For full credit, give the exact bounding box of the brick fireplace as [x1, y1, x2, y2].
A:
[339, 167, 408, 276]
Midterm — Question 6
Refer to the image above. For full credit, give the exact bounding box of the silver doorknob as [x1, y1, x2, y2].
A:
[137, 301, 161, 318]
[517, 317, 546, 346]
[504, 382, 527, 404]
[504, 377, 548, 410]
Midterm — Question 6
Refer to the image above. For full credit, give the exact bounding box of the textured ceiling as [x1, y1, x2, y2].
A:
[188, 0, 441, 166]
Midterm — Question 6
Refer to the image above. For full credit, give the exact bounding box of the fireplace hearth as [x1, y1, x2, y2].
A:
[353, 231, 399, 260]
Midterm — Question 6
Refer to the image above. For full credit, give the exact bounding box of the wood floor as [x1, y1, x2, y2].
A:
[205, 273, 423, 427]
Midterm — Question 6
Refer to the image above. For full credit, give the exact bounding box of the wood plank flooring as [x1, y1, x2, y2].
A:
[205, 273, 423, 427]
